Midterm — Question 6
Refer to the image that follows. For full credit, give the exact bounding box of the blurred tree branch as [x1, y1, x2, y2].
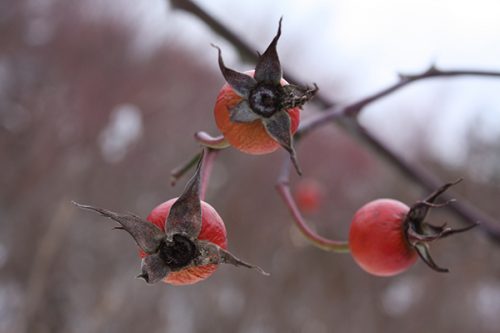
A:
[168, 0, 500, 241]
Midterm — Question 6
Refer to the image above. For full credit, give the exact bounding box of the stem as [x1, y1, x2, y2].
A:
[171, 133, 228, 186]
[199, 148, 219, 201]
[195, 131, 230, 149]
[170, 151, 202, 186]
[276, 159, 350, 253]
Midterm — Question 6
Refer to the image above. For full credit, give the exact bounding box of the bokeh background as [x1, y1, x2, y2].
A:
[1, 0, 500, 332]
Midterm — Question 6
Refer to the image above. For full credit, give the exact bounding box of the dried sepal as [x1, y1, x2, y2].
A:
[407, 179, 463, 225]
[212, 44, 256, 98]
[263, 111, 302, 175]
[408, 221, 478, 243]
[254, 17, 283, 84]
[413, 242, 449, 273]
[281, 83, 319, 110]
[194, 240, 269, 276]
[165, 152, 203, 239]
[72, 201, 164, 254]
[230, 100, 260, 123]
[139, 252, 170, 284]
[404, 178, 478, 273]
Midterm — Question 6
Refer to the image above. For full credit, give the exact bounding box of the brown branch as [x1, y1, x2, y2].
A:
[299, 66, 500, 135]
[168, 0, 500, 241]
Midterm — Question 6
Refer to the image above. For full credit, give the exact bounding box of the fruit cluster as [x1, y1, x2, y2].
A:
[74, 19, 476, 285]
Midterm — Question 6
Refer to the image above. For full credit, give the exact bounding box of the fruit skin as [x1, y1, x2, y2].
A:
[349, 199, 418, 277]
[214, 71, 300, 155]
[140, 198, 228, 285]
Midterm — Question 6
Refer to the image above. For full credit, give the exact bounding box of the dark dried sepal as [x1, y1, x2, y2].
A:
[254, 17, 283, 84]
[408, 179, 463, 226]
[408, 221, 479, 242]
[403, 178, 478, 273]
[212, 44, 256, 98]
[165, 152, 203, 238]
[194, 240, 269, 276]
[413, 242, 449, 273]
[72, 201, 164, 254]
[139, 253, 170, 284]
[230, 100, 260, 123]
[263, 111, 302, 175]
[281, 84, 319, 110]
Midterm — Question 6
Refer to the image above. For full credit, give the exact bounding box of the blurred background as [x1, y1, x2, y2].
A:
[1, 0, 500, 332]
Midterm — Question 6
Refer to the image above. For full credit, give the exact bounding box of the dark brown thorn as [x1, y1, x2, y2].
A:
[72, 201, 164, 254]
[254, 17, 283, 84]
[165, 150, 204, 238]
[211, 43, 256, 97]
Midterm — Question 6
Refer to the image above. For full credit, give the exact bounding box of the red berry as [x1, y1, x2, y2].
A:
[349, 199, 417, 276]
[294, 178, 325, 214]
[214, 72, 300, 155]
[141, 198, 227, 285]
[74, 150, 267, 285]
[348, 180, 477, 277]
[211, 19, 317, 174]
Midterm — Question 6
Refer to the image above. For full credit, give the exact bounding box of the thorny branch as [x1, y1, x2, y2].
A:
[169, 0, 500, 243]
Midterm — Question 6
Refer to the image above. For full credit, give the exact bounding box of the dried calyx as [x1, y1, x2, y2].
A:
[213, 18, 317, 175]
[73, 151, 268, 284]
[404, 179, 478, 272]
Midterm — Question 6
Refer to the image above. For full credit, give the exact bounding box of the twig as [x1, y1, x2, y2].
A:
[170, 151, 202, 186]
[200, 148, 219, 201]
[168, 0, 500, 241]
[170, 132, 228, 186]
[276, 158, 350, 252]
[299, 67, 500, 135]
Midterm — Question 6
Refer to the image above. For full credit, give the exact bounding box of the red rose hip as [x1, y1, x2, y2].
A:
[349, 199, 417, 276]
[211, 18, 317, 175]
[348, 180, 477, 277]
[141, 199, 227, 285]
[74, 150, 267, 285]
